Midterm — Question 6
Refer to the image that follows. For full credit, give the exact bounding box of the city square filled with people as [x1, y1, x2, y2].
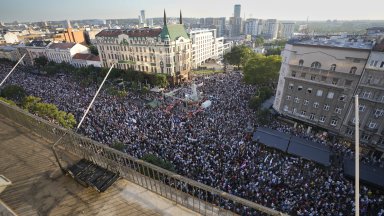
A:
[1, 62, 383, 215]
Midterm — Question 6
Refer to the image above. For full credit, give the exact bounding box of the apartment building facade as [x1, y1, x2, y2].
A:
[274, 37, 384, 155]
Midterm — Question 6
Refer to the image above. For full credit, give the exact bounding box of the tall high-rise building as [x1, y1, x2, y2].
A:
[279, 22, 295, 39]
[234, 4, 241, 18]
[264, 19, 278, 39]
[140, 10, 146, 24]
[230, 4, 242, 37]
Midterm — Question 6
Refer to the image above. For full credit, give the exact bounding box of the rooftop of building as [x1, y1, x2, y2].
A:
[96, 24, 189, 41]
[73, 53, 100, 61]
[0, 116, 197, 216]
[48, 42, 76, 49]
[27, 40, 50, 47]
[288, 36, 374, 50]
[367, 27, 384, 31]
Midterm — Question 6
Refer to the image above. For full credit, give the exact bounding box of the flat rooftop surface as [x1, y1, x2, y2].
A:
[0, 115, 199, 216]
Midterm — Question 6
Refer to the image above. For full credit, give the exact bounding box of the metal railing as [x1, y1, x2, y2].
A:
[0, 101, 288, 216]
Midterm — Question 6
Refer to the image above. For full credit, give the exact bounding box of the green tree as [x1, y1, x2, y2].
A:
[141, 154, 175, 172]
[0, 97, 16, 106]
[254, 36, 264, 47]
[153, 74, 169, 88]
[243, 54, 281, 86]
[224, 45, 254, 70]
[112, 141, 125, 151]
[89, 45, 99, 56]
[34, 56, 48, 68]
[0, 85, 27, 103]
[22, 95, 42, 110]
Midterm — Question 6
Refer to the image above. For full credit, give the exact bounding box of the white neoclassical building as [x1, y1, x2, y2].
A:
[95, 11, 192, 82]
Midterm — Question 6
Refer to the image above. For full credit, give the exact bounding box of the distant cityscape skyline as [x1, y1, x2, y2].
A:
[1, 0, 384, 23]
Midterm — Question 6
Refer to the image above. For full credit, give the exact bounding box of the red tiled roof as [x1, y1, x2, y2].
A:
[95, 29, 124, 37]
[126, 28, 162, 37]
[73, 53, 100, 61]
[49, 42, 76, 49]
[96, 28, 162, 38]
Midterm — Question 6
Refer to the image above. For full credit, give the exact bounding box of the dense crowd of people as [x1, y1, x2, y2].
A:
[1, 62, 383, 215]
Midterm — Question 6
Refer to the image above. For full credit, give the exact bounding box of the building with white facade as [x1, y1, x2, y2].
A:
[3, 32, 19, 44]
[264, 19, 279, 39]
[72, 53, 101, 68]
[279, 22, 295, 39]
[244, 19, 259, 36]
[46, 42, 90, 64]
[188, 29, 226, 68]
[273, 36, 384, 156]
[95, 11, 191, 82]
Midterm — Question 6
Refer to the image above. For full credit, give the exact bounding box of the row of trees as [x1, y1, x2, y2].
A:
[33, 57, 170, 88]
[0, 85, 76, 129]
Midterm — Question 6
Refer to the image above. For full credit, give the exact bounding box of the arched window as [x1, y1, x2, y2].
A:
[299, 59, 304, 66]
[330, 64, 336, 71]
[350, 66, 357, 74]
[311, 61, 321, 69]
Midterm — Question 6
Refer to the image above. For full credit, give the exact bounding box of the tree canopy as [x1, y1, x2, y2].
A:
[0, 85, 27, 103]
[243, 54, 282, 86]
[224, 45, 253, 69]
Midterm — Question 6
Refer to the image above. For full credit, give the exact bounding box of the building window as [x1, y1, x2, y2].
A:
[350, 66, 357, 74]
[304, 100, 309, 105]
[374, 109, 384, 117]
[368, 121, 377, 129]
[313, 102, 319, 108]
[359, 105, 366, 112]
[309, 113, 315, 120]
[339, 95, 346, 101]
[321, 76, 327, 82]
[330, 119, 338, 126]
[362, 91, 372, 99]
[317, 90, 323, 97]
[291, 71, 296, 77]
[332, 78, 339, 85]
[335, 107, 342, 114]
[286, 95, 291, 100]
[288, 83, 294, 89]
[307, 88, 312, 94]
[367, 75, 373, 84]
[381, 61, 384, 68]
[378, 138, 384, 146]
[298, 86, 303, 91]
[361, 134, 371, 141]
[311, 61, 321, 69]
[323, 104, 330, 111]
[299, 59, 304, 66]
[294, 97, 300, 103]
[319, 116, 326, 123]
[311, 75, 316, 81]
[327, 92, 334, 99]
[345, 80, 353, 86]
[346, 128, 354, 136]
[300, 73, 306, 78]
[300, 110, 306, 115]
[330, 64, 336, 71]
[283, 105, 289, 111]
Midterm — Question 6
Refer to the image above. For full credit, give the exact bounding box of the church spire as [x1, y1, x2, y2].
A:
[163, 9, 167, 26]
[180, 10, 183, 24]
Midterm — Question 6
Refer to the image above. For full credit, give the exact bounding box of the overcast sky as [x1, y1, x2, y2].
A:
[1, 0, 383, 23]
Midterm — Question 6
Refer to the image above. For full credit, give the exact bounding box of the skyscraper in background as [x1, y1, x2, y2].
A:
[231, 4, 242, 37]
[234, 4, 241, 18]
[140, 10, 146, 24]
